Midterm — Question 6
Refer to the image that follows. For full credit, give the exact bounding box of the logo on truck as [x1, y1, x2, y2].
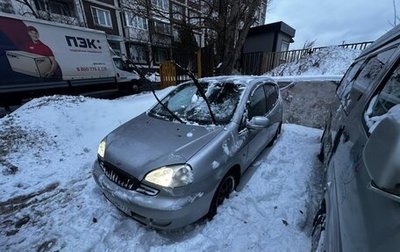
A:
[65, 36, 101, 50]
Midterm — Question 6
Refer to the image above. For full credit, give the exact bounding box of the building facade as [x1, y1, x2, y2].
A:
[3, 0, 267, 69]
[82, 0, 126, 56]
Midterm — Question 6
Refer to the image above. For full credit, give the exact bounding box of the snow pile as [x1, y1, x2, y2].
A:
[146, 72, 161, 82]
[266, 46, 361, 77]
[0, 91, 322, 251]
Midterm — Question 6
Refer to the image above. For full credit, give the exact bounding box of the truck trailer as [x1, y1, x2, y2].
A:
[0, 13, 141, 106]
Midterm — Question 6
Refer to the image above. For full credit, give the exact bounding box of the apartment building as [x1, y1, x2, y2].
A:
[6, 0, 86, 26]
[82, 0, 126, 55]
[3, 0, 267, 68]
[121, 0, 203, 67]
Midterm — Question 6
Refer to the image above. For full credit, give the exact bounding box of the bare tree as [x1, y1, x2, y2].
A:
[15, 0, 40, 18]
[206, 0, 264, 74]
[302, 40, 316, 49]
[120, 0, 270, 75]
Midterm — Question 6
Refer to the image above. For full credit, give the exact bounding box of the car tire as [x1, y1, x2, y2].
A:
[268, 123, 282, 147]
[207, 173, 236, 219]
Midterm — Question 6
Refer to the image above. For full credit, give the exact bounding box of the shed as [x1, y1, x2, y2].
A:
[241, 22, 295, 75]
[243, 21, 296, 54]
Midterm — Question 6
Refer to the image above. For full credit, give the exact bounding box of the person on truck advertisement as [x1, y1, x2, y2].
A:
[0, 13, 140, 106]
[25, 25, 62, 78]
[0, 14, 115, 86]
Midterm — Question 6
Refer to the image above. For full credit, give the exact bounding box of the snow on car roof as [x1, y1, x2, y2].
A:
[199, 75, 276, 86]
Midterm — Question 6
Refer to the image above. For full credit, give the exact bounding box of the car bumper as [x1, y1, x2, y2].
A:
[92, 161, 213, 230]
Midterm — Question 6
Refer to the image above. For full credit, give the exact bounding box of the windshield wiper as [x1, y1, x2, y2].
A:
[175, 63, 217, 125]
[124, 58, 184, 123]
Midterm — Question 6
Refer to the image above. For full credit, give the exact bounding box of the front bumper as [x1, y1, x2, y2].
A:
[92, 161, 213, 229]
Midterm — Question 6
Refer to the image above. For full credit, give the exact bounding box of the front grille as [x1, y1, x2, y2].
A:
[98, 159, 141, 190]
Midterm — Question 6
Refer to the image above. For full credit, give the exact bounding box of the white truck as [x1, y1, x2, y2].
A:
[0, 13, 141, 106]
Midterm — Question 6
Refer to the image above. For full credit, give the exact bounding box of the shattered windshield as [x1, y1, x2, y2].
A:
[149, 81, 245, 125]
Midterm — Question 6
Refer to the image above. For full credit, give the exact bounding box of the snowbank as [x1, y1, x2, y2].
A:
[0, 92, 322, 251]
[146, 72, 161, 82]
[265, 46, 361, 77]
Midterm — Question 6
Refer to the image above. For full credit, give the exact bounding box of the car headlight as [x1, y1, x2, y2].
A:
[144, 164, 193, 188]
[97, 139, 106, 158]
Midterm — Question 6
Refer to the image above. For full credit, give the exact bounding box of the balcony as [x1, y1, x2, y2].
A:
[124, 26, 150, 42]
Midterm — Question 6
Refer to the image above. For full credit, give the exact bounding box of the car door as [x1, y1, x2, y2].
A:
[245, 83, 275, 164]
[358, 62, 400, 251]
[326, 46, 400, 251]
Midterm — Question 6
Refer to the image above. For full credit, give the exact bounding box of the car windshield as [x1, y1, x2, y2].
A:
[149, 81, 245, 125]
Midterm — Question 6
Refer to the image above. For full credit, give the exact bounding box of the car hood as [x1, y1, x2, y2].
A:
[103, 112, 223, 180]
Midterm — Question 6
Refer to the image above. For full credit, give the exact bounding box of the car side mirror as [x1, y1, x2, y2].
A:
[363, 117, 400, 203]
[246, 116, 270, 129]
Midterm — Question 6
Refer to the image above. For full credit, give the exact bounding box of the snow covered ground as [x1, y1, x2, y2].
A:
[265, 46, 361, 77]
[0, 89, 323, 251]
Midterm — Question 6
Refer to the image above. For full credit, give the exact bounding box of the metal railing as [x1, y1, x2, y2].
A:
[241, 41, 374, 75]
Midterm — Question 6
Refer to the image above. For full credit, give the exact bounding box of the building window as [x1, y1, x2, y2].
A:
[130, 44, 148, 63]
[188, 0, 200, 5]
[0, 0, 14, 14]
[172, 27, 179, 41]
[154, 21, 171, 35]
[172, 3, 185, 21]
[256, 6, 264, 24]
[154, 48, 169, 63]
[49, 1, 74, 16]
[280, 41, 289, 52]
[91, 7, 112, 28]
[188, 10, 200, 25]
[151, 0, 168, 10]
[109, 41, 121, 56]
[280, 41, 289, 60]
[34, 0, 75, 17]
[126, 13, 148, 30]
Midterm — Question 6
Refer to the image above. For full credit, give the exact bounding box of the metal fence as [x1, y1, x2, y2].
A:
[241, 41, 374, 75]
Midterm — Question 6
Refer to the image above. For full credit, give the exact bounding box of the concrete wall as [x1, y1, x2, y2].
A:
[280, 81, 340, 129]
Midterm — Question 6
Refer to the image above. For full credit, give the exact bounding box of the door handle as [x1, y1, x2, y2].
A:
[368, 181, 400, 203]
[342, 130, 350, 143]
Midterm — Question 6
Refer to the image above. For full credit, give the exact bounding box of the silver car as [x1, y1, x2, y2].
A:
[93, 76, 282, 229]
[313, 25, 400, 250]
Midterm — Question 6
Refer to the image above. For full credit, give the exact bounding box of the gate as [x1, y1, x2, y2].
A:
[159, 61, 177, 89]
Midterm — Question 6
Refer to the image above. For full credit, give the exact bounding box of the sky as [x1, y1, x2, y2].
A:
[266, 0, 397, 49]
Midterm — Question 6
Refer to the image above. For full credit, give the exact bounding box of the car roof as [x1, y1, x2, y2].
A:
[358, 24, 400, 59]
[198, 75, 276, 88]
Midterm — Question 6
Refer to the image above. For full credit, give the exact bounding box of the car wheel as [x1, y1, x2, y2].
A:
[208, 173, 236, 219]
[268, 123, 282, 147]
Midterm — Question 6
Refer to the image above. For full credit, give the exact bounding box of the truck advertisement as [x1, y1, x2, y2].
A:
[0, 13, 139, 105]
